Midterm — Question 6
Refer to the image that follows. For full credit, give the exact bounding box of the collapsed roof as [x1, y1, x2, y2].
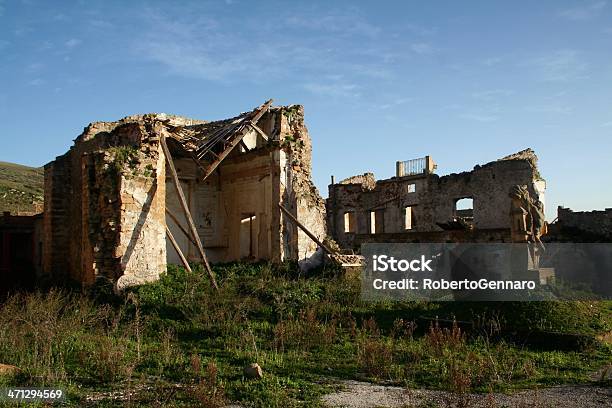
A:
[163, 100, 273, 179]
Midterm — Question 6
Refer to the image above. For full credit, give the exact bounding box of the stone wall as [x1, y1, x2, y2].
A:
[275, 106, 327, 264]
[353, 228, 511, 248]
[557, 206, 612, 240]
[43, 152, 72, 281]
[44, 115, 167, 288]
[115, 144, 166, 290]
[43, 104, 327, 288]
[327, 149, 543, 249]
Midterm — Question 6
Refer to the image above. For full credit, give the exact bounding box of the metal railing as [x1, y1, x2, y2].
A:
[397, 157, 427, 176]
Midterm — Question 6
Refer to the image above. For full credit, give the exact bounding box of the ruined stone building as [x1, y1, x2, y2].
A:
[2, 98, 584, 294]
[42, 101, 326, 289]
[549, 206, 612, 241]
[327, 149, 546, 251]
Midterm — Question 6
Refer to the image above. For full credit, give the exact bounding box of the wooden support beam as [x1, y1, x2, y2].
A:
[248, 122, 270, 141]
[278, 203, 335, 255]
[239, 140, 250, 152]
[161, 134, 219, 290]
[165, 208, 197, 247]
[166, 226, 192, 273]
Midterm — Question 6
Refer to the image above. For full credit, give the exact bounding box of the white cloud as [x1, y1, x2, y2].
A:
[522, 50, 588, 82]
[302, 82, 360, 98]
[140, 41, 245, 81]
[134, 5, 397, 85]
[28, 78, 44, 86]
[483, 57, 503, 66]
[284, 11, 381, 38]
[378, 97, 414, 110]
[404, 23, 437, 36]
[14, 25, 32, 36]
[410, 42, 435, 55]
[65, 38, 82, 48]
[88, 19, 114, 30]
[558, 1, 607, 20]
[525, 104, 573, 115]
[471, 89, 515, 101]
[134, 9, 271, 81]
[602, 121, 612, 127]
[38, 41, 53, 51]
[458, 113, 499, 122]
[25, 62, 44, 73]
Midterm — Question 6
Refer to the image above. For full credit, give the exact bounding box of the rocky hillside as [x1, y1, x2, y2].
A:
[0, 161, 44, 214]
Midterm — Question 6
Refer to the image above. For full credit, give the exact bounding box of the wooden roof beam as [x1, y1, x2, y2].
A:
[200, 100, 273, 181]
[248, 122, 270, 141]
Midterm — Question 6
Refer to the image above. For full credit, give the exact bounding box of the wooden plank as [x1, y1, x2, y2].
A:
[248, 122, 269, 141]
[195, 122, 240, 159]
[161, 134, 219, 290]
[166, 226, 192, 273]
[200, 129, 254, 181]
[278, 203, 335, 255]
[239, 139, 250, 152]
[249, 99, 273, 128]
[165, 207, 197, 247]
[200, 100, 273, 181]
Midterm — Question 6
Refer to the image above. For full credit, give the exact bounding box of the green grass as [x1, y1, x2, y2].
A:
[0, 161, 44, 214]
[0, 262, 610, 407]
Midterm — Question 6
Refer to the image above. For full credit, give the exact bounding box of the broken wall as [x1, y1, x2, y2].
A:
[275, 106, 327, 262]
[44, 103, 327, 288]
[162, 105, 326, 266]
[44, 116, 167, 288]
[556, 206, 612, 240]
[327, 149, 543, 250]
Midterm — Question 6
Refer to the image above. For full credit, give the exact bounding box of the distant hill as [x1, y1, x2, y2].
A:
[0, 161, 44, 214]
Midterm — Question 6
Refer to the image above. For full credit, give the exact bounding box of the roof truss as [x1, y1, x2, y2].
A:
[179, 99, 273, 181]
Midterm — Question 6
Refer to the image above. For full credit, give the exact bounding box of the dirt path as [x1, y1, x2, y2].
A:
[321, 380, 612, 407]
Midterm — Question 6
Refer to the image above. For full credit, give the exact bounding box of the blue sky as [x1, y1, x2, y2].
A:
[1, 0, 611, 220]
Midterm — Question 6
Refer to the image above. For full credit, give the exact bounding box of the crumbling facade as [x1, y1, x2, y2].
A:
[553, 206, 612, 241]
[4, 98, 609, 296]
[327, 149, 546, 250]
[43, 101, 326, 289]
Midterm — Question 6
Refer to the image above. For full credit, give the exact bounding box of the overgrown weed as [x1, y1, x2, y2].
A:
[0, 263, 609, 406]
